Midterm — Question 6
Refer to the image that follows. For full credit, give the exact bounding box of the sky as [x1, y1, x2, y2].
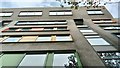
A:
[0, 0, 119, 18]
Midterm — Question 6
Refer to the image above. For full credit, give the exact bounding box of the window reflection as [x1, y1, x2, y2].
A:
[53, 53, 78, 68]
[98, 52, 120, 68]
[18, 54, 46, 67]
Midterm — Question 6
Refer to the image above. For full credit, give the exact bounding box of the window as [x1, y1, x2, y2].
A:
[30, 28, 44, 31]
[77, 25, 88, 28]
[19, 11, 42, 16]
[78, 25, 98, 35]
[92, 19, 116, 24]
[98, 51, 120, 68]
[2, 27, 68, 32]
[18, 54, 47, 66]
[82, 32, 98, 35]
[16, 20, 67, 25]
[2, 35, 73, 43]
[80, 30, 94, 33]
[0, 51, 82, 67]
[53, 53, 76, 66]
[19, 36, 38, 42]
[78, 25, 110, 46]
[49, 10, 72, 16]
[87, 38, 110, 45]
[85, 36, 100, 38]
[87, 10, 103, 15]
[0, 12, 13, 17]
[36, 36, 51, 42]
[103, 26, 120, 30]
[3, 37, 21, 42]
[56, 35, 72, 41]
[0, 54, 25, 67]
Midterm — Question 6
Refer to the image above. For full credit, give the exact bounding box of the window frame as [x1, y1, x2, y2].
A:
[1, 20, 12, 27]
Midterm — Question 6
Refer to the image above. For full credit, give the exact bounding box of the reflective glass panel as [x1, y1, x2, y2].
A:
[18, 54, 46, 66]
[87, 38, 110, 45]
[53, 53, 77, 67]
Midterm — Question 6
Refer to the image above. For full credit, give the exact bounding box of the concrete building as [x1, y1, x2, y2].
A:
[0, 6, 120, 68]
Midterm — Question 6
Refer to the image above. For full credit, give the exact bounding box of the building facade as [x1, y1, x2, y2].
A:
[0, 6, 120, 68]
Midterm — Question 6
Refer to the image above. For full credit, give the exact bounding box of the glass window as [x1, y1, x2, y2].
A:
[1, 54, 24, 66]
[53, 53, 77, 67]
[104, 27, 120, 30]
[21, 28, 30, 31]
[85, 36, 100, 38]
[19, 12, 28, 16]
[98, 52, 120, 68]
[36, 36, 51, 41]
[56, 36, 72, 41]
[19, 11, 42, 16]
[57, 12, 64, 15]
[3, 37, 21, 42]
[92, 20, 113, 23]
[94, 11, 103, 14]
[16, 21, 67, 25]
[4, 13, 13, 16]
[65, 12, 72, 15]
[49, 10, 72, 16]
[18, 54, 46, 66]
[54, 22, 67, 24]
[34, 12, 42, 15]
[87, 38, 110, 45]
[80, 30, 94, 33]
[87, 11, 95, 14]
[82, 32, 98, 35]
[87, 10, 103, 15]
[0, 13, 5, 16]
[27, 12, 35, 15]
[19, 36, 38, 42]
[0, 12, 13, 17]
[49, 12, 56, 15]
[30, 28, 44, 31]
